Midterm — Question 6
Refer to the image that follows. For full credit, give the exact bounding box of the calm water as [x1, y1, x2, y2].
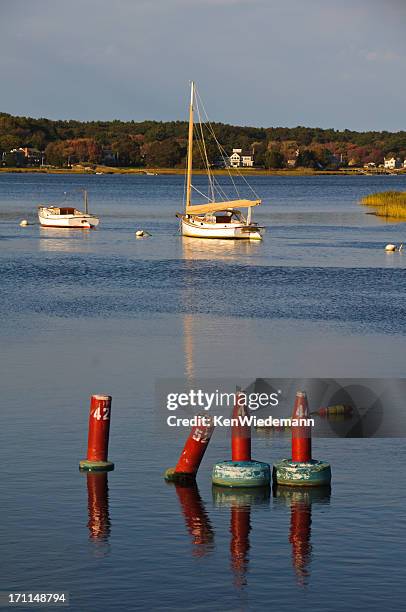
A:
[1, 173, 405, 611]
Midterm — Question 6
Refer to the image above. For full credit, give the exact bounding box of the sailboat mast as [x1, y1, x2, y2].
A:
[84, 189, 88, 214]
[185, 81, 194, 211]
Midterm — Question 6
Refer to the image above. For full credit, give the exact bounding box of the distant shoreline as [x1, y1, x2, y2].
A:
[1, 165, 405, 177]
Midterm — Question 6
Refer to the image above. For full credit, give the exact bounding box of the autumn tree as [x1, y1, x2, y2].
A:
[145, 139, 184, 167]
[45, 138, 102, 166]
[297, 150, 318, 168]
[45, 141, 68, 166]
[111, 136, 142, 166]
[264, 149, 284, 169]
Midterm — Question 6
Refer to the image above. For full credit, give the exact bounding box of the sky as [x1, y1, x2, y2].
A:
[0, 0, 405, 131]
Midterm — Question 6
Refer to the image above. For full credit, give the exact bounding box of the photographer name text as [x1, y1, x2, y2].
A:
[167, 415, 314, 427]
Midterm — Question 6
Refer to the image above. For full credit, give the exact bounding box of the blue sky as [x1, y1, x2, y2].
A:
[0, 0, 405, 130]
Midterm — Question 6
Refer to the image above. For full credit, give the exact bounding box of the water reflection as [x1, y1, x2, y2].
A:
[273, 485, 331, 586]
[39, 227, 91, 253]
[181, 236, 262, 261]
[213, 486, 270, 590]
[180, 236, 262, 381]
[169, 481, 215, 557]
[85, 472, 111, 556]
[183, 314, 195, 381]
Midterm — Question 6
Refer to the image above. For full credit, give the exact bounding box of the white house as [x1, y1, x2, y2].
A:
[404, 159, 406, 169]
[229, 148, 254, 168]
[384, 156, 401, 170]
[286, 148, 300, 168]
[229, 148, 242, 167]
[241, 154, 254, 167]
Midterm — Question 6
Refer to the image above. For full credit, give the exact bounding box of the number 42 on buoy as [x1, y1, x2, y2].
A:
[93, 405, 110, 420]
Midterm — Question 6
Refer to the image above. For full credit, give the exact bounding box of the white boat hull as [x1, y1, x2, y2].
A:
[180, 216, 263, 240]
[38, 210, 99, 229]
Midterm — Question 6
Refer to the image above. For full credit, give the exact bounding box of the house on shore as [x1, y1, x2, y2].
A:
[384, 156, 402, 170]
[228, 148, 254, 168]
[286, 148, 300, 168]
[101, 148, 116, 165]
[10, 147, 42, 165]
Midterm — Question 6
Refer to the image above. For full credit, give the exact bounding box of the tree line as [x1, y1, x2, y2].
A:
[1, 111, 405, 169]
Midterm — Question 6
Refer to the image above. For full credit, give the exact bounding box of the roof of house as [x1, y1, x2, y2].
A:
[230, 149, 253, 158]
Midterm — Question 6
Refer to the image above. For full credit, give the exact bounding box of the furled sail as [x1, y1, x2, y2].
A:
[186, 199, 261, 215]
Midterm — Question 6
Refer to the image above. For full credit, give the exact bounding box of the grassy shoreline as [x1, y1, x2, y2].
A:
[2, 165, 403, 177]
[361, 191, 406, 218]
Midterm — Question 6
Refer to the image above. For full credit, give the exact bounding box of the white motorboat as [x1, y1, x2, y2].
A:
[176, 81, 264, 240]
[38, 190, 99, 229]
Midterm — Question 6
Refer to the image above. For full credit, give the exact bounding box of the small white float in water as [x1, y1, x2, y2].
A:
[19, 219, 29, 227]
[135, 230, 150, 238]
[385, 243, 403, 252]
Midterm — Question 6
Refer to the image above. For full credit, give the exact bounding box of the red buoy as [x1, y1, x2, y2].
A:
[79, 395, 114, 471]
[165, 417, 214, 481]
[231, 393, 251, 462]
[318, 405, 353, 417]
[273, 391, 331, 486]
[212, 389, 270, 488]
[175, 418, 214, 474]
[291, 391, 312, 462]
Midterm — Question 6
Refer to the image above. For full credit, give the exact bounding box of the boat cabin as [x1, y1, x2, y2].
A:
[188, 210, 245, 224]
[39, 206, 80, 216]
[56, 207, 76, 215]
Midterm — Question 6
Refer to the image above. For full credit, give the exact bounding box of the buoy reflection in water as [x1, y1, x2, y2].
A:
[273, 485, 331, 586]
[170, 481, 215, 558]
[213, 486, 270, 590]
[86, 472, 111, 555]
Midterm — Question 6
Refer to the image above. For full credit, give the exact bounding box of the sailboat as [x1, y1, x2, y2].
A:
[176, 82, 264, 240]
[38, 189, 99, 229]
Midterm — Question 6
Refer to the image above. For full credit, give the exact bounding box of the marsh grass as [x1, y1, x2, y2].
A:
[361, 191, 406, 218]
